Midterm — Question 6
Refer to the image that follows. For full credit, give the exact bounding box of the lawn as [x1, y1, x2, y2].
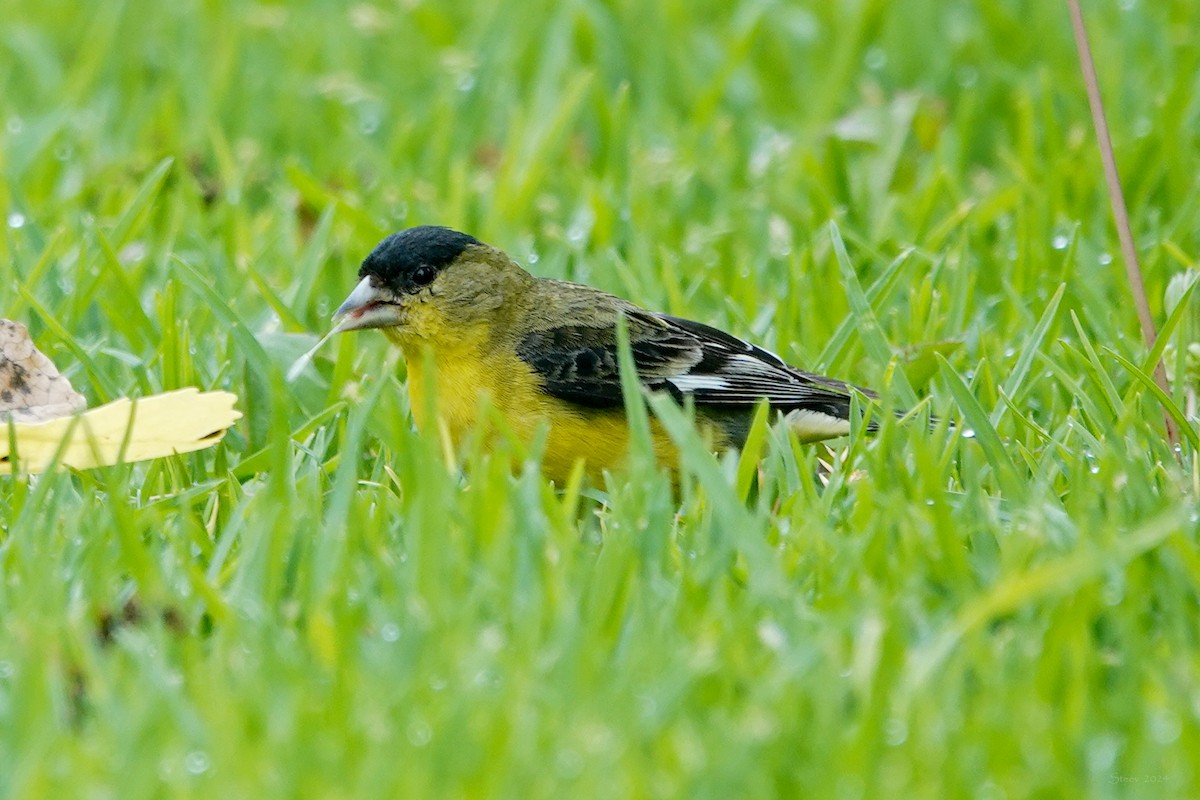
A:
[2, 0, 1199, 796]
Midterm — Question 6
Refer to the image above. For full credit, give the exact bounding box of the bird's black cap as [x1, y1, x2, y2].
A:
[358, 226, 480, 289]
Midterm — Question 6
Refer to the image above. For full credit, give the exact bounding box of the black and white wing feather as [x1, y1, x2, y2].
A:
[516, 310, 871, 440]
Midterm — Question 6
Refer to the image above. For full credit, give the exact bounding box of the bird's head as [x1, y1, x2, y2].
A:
[333, 226, 533, 339]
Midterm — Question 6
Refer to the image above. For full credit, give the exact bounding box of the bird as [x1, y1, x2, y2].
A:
[333, 225, 889, 484]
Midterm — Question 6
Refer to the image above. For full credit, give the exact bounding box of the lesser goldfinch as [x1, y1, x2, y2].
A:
[334, 225, 886, 483]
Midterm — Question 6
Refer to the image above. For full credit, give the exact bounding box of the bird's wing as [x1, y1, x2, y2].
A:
[516, 310, 868, 424]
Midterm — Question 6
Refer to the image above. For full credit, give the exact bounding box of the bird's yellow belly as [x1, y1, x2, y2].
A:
[399, 341, 676, 484]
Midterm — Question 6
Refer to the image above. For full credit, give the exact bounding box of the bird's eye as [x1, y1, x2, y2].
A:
[412, 266, 437, 286]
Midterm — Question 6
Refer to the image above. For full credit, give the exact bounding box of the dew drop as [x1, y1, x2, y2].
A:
[884, 718, 908, 745]
[7, 213, 26, 229]
[1150, 709, 1181, 744]
[407, 718, 433, 746]
[757, 621, 786, 651]
[184, 751, 210, 775]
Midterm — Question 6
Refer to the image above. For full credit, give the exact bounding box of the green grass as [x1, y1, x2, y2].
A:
[2, 0, 1199, 796]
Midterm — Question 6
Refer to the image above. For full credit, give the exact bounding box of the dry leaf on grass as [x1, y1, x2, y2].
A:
[0, 319, 87, 423]
[1, 319, 241, 474]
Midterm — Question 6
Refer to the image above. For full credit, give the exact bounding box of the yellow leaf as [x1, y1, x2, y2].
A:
[2, 388, 242, 473]
[1, 318, 241, 473]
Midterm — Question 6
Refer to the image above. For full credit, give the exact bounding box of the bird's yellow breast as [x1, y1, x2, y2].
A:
[389, 327, 678, 484]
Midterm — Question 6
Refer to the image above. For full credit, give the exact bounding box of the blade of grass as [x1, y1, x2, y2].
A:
[1066, 0, 1177, 447]
[905, 504, 1188, 698]
[1106, 349, 1200, 451]
[1136, 271, 1200, 377]
[828, 222, 917, 407]
[815, 245, 915, 371]
[937, 354, 1025, 499]
[109, 157, 175, 248]
[1068, 311, 1124, 417]
[990, 283, 1065, 428]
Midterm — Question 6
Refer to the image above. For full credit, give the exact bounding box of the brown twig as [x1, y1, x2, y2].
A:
[1066, 0, 1180, 448]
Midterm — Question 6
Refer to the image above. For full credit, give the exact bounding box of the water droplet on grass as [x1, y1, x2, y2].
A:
[184, 751, 210, 774]
[884, 718, 908, 745]
[7, 213, 26, 229]
[1086, 733, 1120, 772]
[1052, 234, 1070, 250]
[407, 718, 432, 746]
[119, 242, 147, 264]
[1150, 709, 1181, 743]
[757, 621, 785, 651]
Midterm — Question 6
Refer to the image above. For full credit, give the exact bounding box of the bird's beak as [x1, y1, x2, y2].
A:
[332, 277, 404, 331]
